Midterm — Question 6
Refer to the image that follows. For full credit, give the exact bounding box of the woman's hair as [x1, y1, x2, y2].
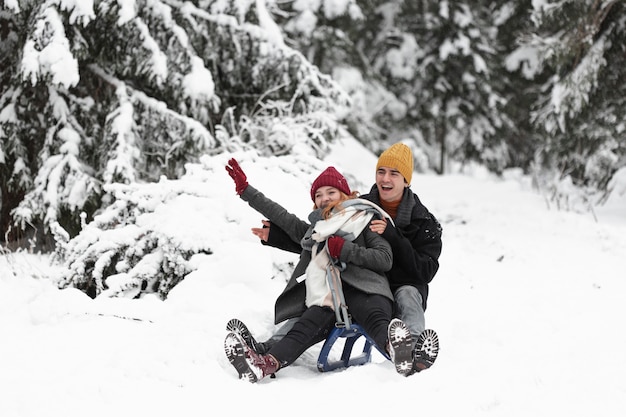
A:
[320, 190, 360, 219]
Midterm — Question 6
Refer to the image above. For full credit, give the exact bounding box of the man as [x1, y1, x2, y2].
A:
[228, 143, 443, 374]
[361, 142, 442, 373]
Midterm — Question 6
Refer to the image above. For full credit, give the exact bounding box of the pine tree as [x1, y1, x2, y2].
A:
[491, 0, 547, 172]
[0, 0, 349, 298]
[0, 0, 349, 249]
[272, 0, 401, 150]
[526, 0, 626, 196]
[389, 1, 511, 173]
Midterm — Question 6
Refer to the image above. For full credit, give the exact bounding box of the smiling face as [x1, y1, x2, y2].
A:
[314, 186, 343, 209]
[376, 166, 406, 203]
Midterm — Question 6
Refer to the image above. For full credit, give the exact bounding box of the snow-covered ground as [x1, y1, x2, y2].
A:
[1, 138, 625, 417]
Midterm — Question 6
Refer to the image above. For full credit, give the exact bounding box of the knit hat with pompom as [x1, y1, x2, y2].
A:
[310, 167, 351, 201]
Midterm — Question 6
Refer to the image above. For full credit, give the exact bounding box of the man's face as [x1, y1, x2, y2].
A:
[376, 166, 406, 203]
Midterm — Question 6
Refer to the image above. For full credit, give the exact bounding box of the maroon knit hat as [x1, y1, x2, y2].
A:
[310, 167, 351, 201]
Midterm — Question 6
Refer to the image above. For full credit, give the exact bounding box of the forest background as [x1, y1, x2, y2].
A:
[1, 0, 624, 298]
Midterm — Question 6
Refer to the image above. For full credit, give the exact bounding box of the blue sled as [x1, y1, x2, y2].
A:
[317, 324, 391, 372]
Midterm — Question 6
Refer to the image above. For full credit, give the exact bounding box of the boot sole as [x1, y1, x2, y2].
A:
[413, 329, 439, 372]
[388, 319, 413, 376]
[226, 318, 261, 353]
[224, 332, 258, 382]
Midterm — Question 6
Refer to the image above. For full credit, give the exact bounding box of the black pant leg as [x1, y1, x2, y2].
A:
[342, 284, 393, 352]
[267, 305, 336, 367]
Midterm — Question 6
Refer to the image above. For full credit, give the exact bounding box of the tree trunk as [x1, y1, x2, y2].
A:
[438, 113, 447, 175]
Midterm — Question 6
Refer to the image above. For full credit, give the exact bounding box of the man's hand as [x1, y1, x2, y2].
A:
[369, 219, 388, 235]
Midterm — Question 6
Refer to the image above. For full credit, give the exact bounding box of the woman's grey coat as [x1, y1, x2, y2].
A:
[240, 185, 393, 324]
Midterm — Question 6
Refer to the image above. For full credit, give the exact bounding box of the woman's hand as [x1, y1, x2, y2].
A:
[225, 158, 249, 195]
[327, 235, 345, 259]
[251, 220, 271, 242]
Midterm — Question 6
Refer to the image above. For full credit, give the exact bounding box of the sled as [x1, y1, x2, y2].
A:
[317, 323, 389, 372]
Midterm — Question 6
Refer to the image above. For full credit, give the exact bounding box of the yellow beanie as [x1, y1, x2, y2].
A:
[376, 143, 413, 184]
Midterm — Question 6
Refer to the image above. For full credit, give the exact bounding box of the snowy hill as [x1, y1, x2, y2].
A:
[1, 138, 625, 417]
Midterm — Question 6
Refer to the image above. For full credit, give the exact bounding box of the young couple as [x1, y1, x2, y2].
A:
[224, 143, 443, 382]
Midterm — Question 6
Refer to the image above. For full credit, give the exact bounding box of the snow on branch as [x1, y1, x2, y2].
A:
[21, 5, 79, 88]
[103, 85, 141, 185]
[88, 64, 213, 143]
[537, 32, 610, 134]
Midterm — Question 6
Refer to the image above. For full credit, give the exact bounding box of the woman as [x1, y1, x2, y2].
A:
[224, 159, 413, 382]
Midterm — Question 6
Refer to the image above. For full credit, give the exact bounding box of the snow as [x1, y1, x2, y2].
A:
[104, 89, 139, 184]
[2, 137, 626, 416]
[255, 0, 285, 46]
[384, 35, 420, 79]
[182, 57, 216, 101]
[55, 0, 95, 26]
[134, 19, 168, 85]
[21, 7, 79, 89]
[322, 0, 353, 20]
[3, 0, 19, 12]
[114, 0, 136, 25]
[505, 45, 542, 79]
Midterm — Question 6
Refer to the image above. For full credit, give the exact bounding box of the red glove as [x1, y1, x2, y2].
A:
[225, 158, 249, 195]
[327, 236, 345, 259]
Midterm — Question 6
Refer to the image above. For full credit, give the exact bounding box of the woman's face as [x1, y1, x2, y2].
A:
[314, 186, 343, 209]
[376, 166, 406, 203]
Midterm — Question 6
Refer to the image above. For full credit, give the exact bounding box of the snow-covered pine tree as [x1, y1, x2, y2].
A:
[526, 0, 626, 201]
[272, 1, 559, 175]
[389, 0, 510, 174]
[493, 0, 547, 172]
[1, 0, 350, 298]
[271, 0, 407, 152]
[56, 173, 207, 299]
[0, 0, 349, 250]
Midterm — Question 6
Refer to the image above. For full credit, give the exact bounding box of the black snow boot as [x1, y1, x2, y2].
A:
[224, 332, 280, 383]
[225, 318, 272, 354]
[407, 329, 439, 376]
